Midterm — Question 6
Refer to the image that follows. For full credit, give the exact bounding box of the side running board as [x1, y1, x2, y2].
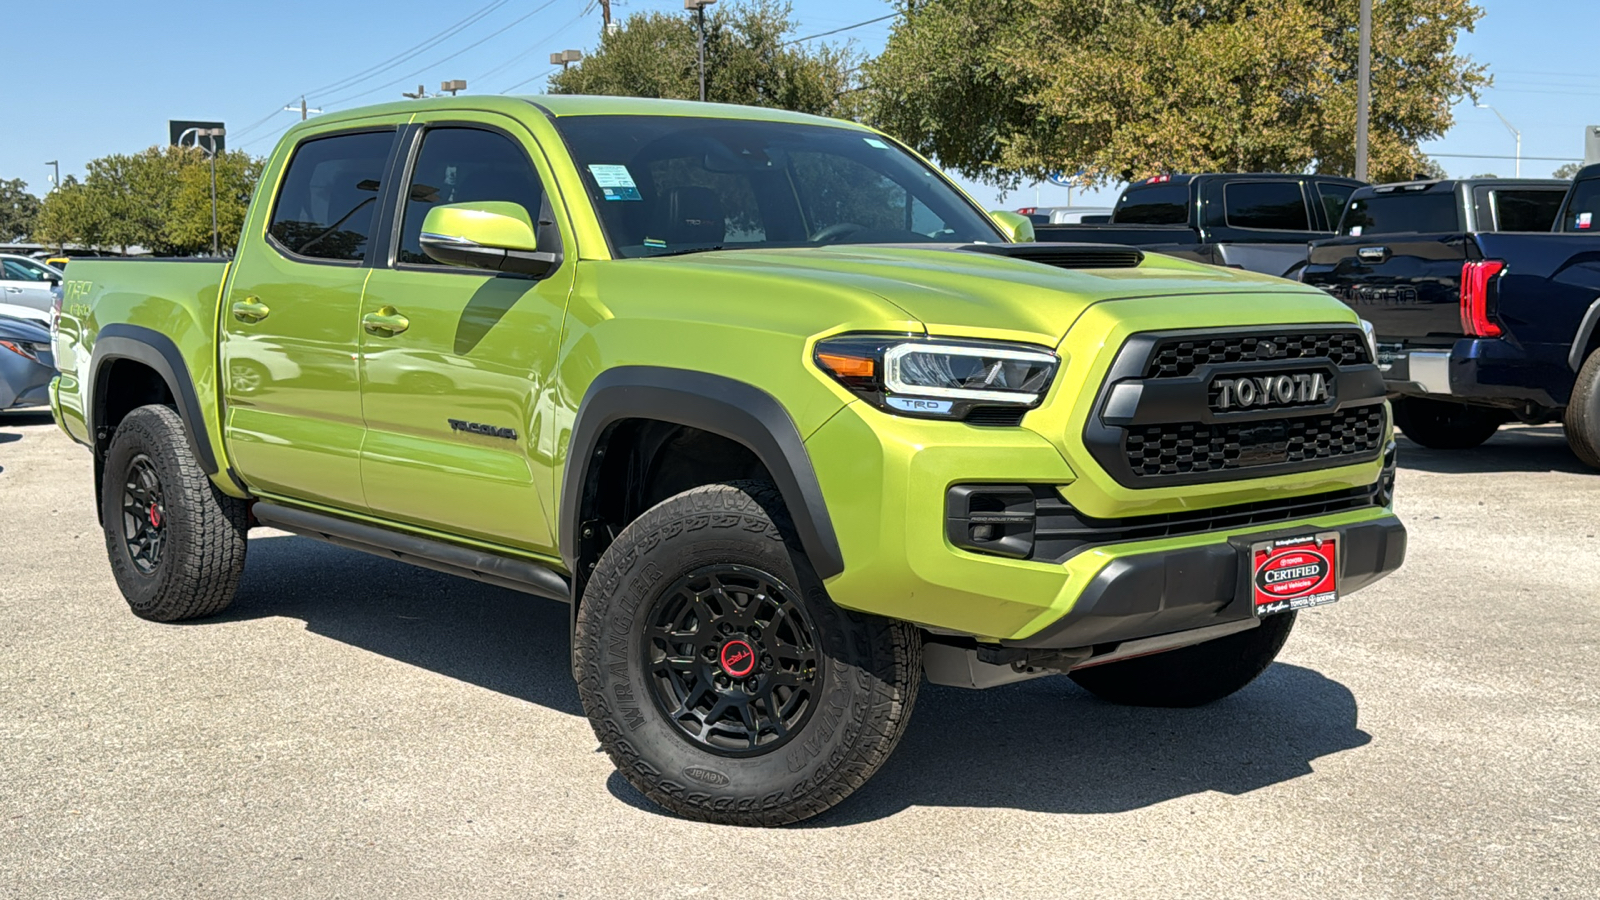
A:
[251, 502, 571, 603]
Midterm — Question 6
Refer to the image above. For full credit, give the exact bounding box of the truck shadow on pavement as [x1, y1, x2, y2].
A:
[1396, 424, 1590, 475]
[223, 535, 1370, 824]
[219, 534, 585, 717]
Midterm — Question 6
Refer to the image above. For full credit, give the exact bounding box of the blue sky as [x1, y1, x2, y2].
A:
[5, 0, 1595, 210]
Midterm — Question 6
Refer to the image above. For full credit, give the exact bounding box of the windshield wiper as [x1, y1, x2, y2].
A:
[641, 245, 725, 258]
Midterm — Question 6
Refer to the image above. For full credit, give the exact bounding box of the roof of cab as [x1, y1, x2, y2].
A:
[299, 94, 867, 130]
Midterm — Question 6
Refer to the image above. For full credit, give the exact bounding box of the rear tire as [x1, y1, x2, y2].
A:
[1068, 612, 1296, 708]
[574, 480, 920, 826]
[1564, 350, 1600, 469]
[1393, 397, 1503, 450]
[101, 405, 249, 622]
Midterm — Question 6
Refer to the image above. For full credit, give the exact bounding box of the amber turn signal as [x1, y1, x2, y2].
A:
[816, 351, 875, 379]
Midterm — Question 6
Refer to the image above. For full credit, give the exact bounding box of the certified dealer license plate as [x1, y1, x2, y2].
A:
[1251, 533, 1339, 617]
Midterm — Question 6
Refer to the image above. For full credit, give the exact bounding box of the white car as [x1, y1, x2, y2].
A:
[0, 254, 64, 313]
[1048, 206, 1115, 224]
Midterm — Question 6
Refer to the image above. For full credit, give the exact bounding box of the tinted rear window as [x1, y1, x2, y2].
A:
[1112, 184, 1189, 225]
[1559, 178, 1600, 232]
[1224, 181, 1309, 230]
[268, 131, 394, 262]
[1340, 192, 1460, 236]
[1490, 189, 1565, 232]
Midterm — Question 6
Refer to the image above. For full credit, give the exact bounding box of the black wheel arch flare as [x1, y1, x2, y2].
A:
[559, 367, 847, 590]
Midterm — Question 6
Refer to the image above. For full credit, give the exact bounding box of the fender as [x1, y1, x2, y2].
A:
[560, 366, 846, 583]
[88, 323, 218, 474]
[1568, 297, 1600, 372]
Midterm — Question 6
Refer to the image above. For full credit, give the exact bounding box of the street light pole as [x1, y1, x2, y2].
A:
[686, 0, 716, 102]
[1477, 103, 1523, 178]
[45, 160, 60, 192]
[179, 127, 225, 257]
[1355, 0, 1371, 181]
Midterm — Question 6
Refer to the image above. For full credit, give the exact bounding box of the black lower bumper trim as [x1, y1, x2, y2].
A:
[1002, 515, 1406, 650]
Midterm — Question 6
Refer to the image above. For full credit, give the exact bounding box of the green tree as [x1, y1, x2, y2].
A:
[0, 179, 42, 243]
[548, 0, 863, 118]
[31, 148, 263, 255]
[866, 0, 1488, 188]
[1554, 162, 1583, 179]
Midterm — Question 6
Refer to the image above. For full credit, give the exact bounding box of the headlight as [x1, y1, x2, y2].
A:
[813, 334, 1059, 421]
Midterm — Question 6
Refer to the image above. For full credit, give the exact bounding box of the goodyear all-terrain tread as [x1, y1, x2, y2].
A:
[101, 405, 249, 622]
[1564, 350, 1600, 469]
[574, 481, 920, 826]
[1068, 611, 1297, 708]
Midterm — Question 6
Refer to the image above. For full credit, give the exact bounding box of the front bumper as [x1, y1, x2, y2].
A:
[805, 400, 1400, 643]
[1385, 340, 1569, 408]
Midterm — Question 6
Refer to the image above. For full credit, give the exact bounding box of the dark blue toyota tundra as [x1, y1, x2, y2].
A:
[1302, 169, 1600, 466]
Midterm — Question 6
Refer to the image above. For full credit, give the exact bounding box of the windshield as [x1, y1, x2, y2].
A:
[552, 115, 1003, 258]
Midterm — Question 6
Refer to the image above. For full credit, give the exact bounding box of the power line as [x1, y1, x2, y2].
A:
[1427, 152, 1580, 162]
[498, 13, 591, 93]
[305, 0, 512, 98]
[782, 12, 898, 46]
[476, 10, 587, 83]
[325, 0, 566, 107]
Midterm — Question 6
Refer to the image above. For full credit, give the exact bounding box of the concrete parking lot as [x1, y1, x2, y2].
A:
[2, 409, 1596, 899]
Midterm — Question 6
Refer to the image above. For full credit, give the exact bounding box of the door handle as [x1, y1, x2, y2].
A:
[231, 297, 271, 322]
[362, 307, 410, 336]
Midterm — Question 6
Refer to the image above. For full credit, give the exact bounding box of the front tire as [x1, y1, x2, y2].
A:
[1564, 349, 1600, 469]
[1393, 397, 1503, 450]
[1068, 612, 1296, 708]
[574, 481, 920, 826]
[101, 405, 249, 622]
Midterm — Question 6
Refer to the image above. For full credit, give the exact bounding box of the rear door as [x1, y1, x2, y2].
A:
[1304, 186, 1471, 344]
[0, 257, 59, 312]
[355, 114, 575, 554]
[220, 120, 408, 510]
[1203, 178, 1322, 276]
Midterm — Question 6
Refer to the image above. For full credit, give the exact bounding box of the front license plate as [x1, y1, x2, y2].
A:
[1251, 533, 1339, 617]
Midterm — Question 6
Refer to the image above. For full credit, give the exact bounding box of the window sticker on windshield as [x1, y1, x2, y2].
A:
[588, 164, 642, 201]
[863, 138, 889, 149]
[644, 238, 667, 249]
[1349, 225, 1363, 236]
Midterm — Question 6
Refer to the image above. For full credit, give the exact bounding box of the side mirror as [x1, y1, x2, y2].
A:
[419, 201, 558, 277]
[989, 210, 1036, 243]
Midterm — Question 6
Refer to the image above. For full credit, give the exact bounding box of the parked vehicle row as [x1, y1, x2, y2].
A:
[48, 96, 1404, 826]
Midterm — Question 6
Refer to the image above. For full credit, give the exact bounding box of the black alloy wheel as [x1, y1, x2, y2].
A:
[643, 564, 822, 756]
[120, 454, 167, 575]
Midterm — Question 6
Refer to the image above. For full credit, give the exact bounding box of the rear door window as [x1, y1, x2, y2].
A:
[1224, 181, 1310, 230]
[267, 130, 395, 262]
[1341, 192, 1461, 236]
[397, 127, 548, 265]
[1558, 179, 1600, 232]
[1112, 184, 1189, 225]
[1316, 183, 1355, 230]
[1488, 189, 1565, 232]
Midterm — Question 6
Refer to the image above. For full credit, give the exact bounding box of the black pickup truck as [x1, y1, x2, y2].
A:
[1035, 172, 1364, 278]
[1302, 171, 1600, 465]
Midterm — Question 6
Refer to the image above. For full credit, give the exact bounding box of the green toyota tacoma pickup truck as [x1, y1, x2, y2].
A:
[50, 96, 1405, 825]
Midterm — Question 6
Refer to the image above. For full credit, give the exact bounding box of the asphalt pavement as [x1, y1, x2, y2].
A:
[2, 409, 1596, 899]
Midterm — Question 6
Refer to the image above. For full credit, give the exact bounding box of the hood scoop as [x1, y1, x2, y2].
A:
[956, 242, 1144, 270]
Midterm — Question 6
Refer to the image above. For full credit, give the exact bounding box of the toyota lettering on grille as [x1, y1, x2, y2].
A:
[1212, 373, 1330, 411]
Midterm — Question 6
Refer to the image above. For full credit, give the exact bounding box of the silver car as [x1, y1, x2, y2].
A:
[0, 254, 64, 313]
[0, 313, 54, 410]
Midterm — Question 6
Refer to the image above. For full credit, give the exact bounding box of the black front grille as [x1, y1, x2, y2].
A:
[1147, 331, 1370, 378]
[1125, 406, 1385, 477]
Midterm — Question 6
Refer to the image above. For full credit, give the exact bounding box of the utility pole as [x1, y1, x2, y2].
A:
[686, 0, 716, 102]
[402, 85, 429, 99]
[599, 0, 611, 31]
[1477, 103, 1522, 178]
[284, 97, 323, 120]
[1355, 0, 1371, 181]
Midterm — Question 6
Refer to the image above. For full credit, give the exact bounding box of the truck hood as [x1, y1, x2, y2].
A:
[642, 245, 1337, 345]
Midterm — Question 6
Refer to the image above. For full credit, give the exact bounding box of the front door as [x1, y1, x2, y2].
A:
[220, 124, 404, 510]
[357, 118, 573, 553]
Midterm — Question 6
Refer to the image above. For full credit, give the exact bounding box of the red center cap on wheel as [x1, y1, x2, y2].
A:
[718, 639, 756, 677]
[149, 504, 162, 528]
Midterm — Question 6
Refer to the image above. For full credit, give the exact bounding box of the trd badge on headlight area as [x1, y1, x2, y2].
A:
[1212, 372, 1330, 411]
